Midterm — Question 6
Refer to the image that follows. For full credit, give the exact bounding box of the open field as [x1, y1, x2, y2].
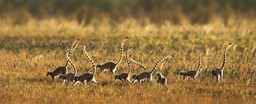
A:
[0, 20, 256, 104]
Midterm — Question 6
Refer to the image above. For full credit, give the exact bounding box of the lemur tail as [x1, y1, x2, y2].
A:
[220, 43, 232, 70]
[129, 56, 148, 71]
[151, 55, 173, 74]
[83, 44, 97, 76]
[116, 36, 128, 65]
[126, 47, 132, 74]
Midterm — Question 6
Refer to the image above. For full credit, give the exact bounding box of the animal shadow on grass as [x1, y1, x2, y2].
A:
[100, 80, 113, 86]
[99, 80, 129, 87]
[20, 76, 61, 85]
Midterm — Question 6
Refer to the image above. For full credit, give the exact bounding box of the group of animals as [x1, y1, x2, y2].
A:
[46, 36, 232, 85]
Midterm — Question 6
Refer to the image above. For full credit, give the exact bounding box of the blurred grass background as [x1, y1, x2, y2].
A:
[0, 0, 256, 104]
[0, 0, 256, 25]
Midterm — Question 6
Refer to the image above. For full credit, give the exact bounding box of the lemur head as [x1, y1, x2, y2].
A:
[179, 72, 185, 76]
[74, 76, 80, 81]
[156, 73, 161, 78]
[96, 64, 101, 69]
[46, 72, 52, 77]
[132, 74, 137, 79]
[114, 75, 119, 79]
[95, 64, 103, 72]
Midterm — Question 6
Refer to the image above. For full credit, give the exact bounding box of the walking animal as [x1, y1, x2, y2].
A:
[156, 72, 167, 85]
[96, 36, 128, 74]
[130, 56, 173, 84]
[211, 43, 232, 82]
[59, 48, 77, 84]
[46, 39, 79, 81]
[113, 47, 132, 83]
[73, 44, 98, 85]
[179, 53, 202, 81]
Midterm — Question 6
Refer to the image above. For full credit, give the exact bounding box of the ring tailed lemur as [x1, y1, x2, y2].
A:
[73, 44, 98, 86]
[179, 53, 202, 81]
[46, 39, 79, 81]
[211, 43, 232, 82]
[113, 47, 132, 83]
[156, 72, 167, 85]
[131, 56, 173, 84]
[59, 48, 77, 84]
[96, 36, 128, 74]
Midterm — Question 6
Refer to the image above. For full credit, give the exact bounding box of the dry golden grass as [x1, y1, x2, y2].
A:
[0, 19, 255, 104]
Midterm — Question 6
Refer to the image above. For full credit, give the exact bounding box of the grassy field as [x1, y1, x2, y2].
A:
[0, 19, 255, 104]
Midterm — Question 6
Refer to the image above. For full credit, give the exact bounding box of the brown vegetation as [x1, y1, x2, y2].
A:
[0, 19, 255, 103]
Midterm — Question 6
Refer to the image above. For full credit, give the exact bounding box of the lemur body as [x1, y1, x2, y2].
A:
[180, 53, 202, 80]
[96, 62, 117, 73]
[96, 37, 128, 74]
[46, 39, 79, 81]
[211, 43, 232, 82]
[131, 56, 173, 83]
[156, 72, 167, 85]
[113, 47, 132, 83]
[73, 72, 97, 85]
[59, 48, 77, 84]
[46, 62, 67, 81]
[73, 44, 98, 85]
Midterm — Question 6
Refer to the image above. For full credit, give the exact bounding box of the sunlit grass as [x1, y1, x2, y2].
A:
[0, 19, 255, 103]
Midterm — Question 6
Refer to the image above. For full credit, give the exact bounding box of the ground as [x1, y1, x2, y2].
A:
[0, 20, 255, 103]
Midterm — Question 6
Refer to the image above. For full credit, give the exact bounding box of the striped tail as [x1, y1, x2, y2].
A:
[151, 55, 173, 74]
[197, 53, 202, 70]
[126, 47, 132, 74]
[64, 43, 73, 67]
[71, 39, 80, 50]
[64, 60, 69, 67]
[116, 36, 128, 65]
[129, 56, 148, 71]
[83, 44, 96, 75]
[220, 43, 232, 70]
[67, 49, 77, 75]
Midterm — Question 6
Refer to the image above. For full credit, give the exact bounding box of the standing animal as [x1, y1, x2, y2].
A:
[179, 53, 202, 80]
[211, 43, 232, 82]
[96, 36, 128, 74]
[156, 72, 167, 85]
[113, 47, 132, 83]
[46, 39, 79, 81]
[73, 44, 98, 86]
[46, 51, 69, 81]
[131, 56, 173, 84]
[59, 48, 77, 84]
